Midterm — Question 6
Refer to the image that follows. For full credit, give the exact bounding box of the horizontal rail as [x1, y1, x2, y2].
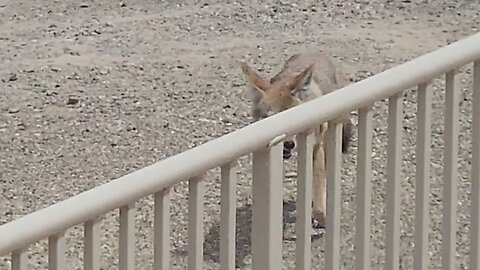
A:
[1, 32, 480, 255]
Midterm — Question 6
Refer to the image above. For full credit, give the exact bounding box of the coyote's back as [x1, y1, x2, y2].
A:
[271, 52, 349, 97]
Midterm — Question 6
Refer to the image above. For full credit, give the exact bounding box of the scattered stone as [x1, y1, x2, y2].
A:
[8, 107, 19, 114]
[8, 73, 17, 82]
[66, 97, 79, 105]
[285, 172, 297, 178]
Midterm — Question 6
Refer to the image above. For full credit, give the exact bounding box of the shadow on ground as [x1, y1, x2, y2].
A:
[197, 199, 324, 268]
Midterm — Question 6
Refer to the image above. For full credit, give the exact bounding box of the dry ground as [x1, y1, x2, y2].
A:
[1, 0, 480, 269]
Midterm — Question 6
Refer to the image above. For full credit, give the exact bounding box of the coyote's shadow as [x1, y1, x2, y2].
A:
[202, 200, 323, 268]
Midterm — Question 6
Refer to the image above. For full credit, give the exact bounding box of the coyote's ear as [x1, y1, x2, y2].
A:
[288, 64, 314, 94]
[240, 62, 270, 92]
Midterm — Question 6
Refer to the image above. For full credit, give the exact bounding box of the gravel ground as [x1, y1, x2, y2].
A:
[1, 0, 480, 269]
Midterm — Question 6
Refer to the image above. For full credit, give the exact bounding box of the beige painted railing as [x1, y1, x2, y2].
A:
[1, 32, 480, 270]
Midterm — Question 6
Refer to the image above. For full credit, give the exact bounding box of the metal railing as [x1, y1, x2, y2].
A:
[1, 32, 480, 270]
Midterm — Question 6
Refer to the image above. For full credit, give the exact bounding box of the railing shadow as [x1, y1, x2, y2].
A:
[202, 199, 324, 268]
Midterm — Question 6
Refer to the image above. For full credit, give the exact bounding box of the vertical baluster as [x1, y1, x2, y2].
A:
[386, 92, 403, 270]
[414, 82, 433, 270]
[295, 131, 315, 270]
[188, 177, 205, 270]
[355, 107, 373, 270]
[220, 162, 237, 270]
[48, 233, 66, 270]
[325, 122, 343, 270]
[252, 141, 284, 270]
[11, 248, 28, 270]
[471, 60, 480, 270]
[85, 218, 100, 270]
[442, 70, 460, 270]
[154, 189, 170, 270]
[119, 203, 135, 270]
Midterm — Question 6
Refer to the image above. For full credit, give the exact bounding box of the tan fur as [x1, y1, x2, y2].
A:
[240, 51, 353, 227]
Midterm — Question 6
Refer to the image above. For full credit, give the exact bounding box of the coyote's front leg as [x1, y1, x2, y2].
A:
[312, 141, 327, 228]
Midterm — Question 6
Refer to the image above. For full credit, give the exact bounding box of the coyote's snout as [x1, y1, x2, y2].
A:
[240, 51, 353, 228]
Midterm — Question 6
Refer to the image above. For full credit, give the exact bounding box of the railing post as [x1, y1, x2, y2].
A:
[295, 131, 315, 270]
[188, 176, 205, 270]
[119, 203, 136, 270]
[85, 218, 100, 270]
[251, 140, 284, 270]
[414, 82, 433, 270]
[442, 70, 460, 270]
[386, 92, 403, 270]
[11, 248, 27, 270]
[154, 189, 171, 270]
[355, 107, 373, 270]
[471, 60, 480, 270]
[48, 233, 66, 270]
[325, 122, 343, 270]
[220, 161, 237, 270]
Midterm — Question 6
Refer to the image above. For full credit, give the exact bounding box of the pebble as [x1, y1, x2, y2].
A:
[8, 73, 17, 82]
[8, 107, 20, 114]
[66, 97, 79, 105]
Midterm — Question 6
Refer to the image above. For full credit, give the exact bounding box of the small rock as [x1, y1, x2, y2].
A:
[232, 81, 243, 87]
[79, 3, 89, 8]
[8, 107, 20, 114]
[285, 172, 297, 178]
[8, 73, 17, 82]
[66, 97, 79, 105]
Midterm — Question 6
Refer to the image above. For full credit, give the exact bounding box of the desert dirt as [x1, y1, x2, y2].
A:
[1, 0, 480, 269]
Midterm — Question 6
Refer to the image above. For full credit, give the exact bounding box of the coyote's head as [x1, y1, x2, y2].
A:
[240, 62, 316, 159]
[240, 62, 315, 115]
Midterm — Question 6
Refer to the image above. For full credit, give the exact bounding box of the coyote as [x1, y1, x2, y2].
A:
[240, 51, 353, 228]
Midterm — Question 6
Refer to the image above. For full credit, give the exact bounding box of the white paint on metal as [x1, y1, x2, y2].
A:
[188, 177, 205, 270]
[355, 107, 373, 270]
[155, 189, 171, 270]
[48, 233, 65, 270]
[295, 131, 315, 270]
[252, 142, 284, 270]
[325, 122, 343, 270]
[119, 204, 135, 270]
[386, 92, 403, 270]
[11, 249, 27, 270]
[414, 82, 433, 270]
[442, 70, 460, 270]
[85, 218, 100, 270]
[220, 162, 237, 270]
